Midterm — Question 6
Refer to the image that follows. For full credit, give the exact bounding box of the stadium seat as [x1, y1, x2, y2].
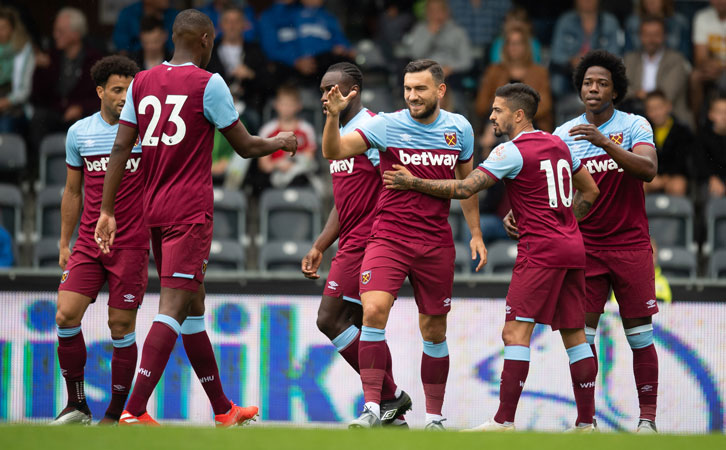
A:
[37, 133, 67, 189]
[656, 246, 697, 278]
[454, 242, 471, 275]
[709, 249, 726, 278]
[645, 194, 694, 249]
[0, 133, 27, 185]
[33, 237, 63, 268]
[485, 241, 518, 274]
[705, 197, 726, 254]
[213, 188, 247, 244]
[360, 85, 395, 115]
[258, 240, 312, 273]
[354, 39, 388, 72]
[448, 200, 467, 244]
[207, 239, 245, 271]
[35, 185, 67, 240]
[0, 183, 23, 242]
[259, 188, 321, 244]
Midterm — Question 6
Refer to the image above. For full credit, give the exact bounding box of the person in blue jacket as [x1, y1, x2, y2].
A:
[113, 0, 177, 54]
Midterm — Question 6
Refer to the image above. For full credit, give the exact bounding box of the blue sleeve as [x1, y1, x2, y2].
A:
[65, 126, 82, 167]
[571, 148, 582, 172]
[203, 73, 239, 130]
[459, 121, 474, 162]
[119, 79, 136, 126]
[327, 12, 350, 48]
[355, 114, 387, 152]
[365, 148, 380, 167]
[478, 142, 523, 180]
[631, 115, 654, 148]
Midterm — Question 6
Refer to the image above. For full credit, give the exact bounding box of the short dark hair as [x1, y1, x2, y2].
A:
[644, 89, 669, 103]
[90, 55, 139, 87]
[709, 94, 726, 110]
[140, 15, 165, 34]
[573, 50, 629, 105]
[326, 62, 364, 91]
[640, 15, 666, 31]
[404, 59, 445, 84]
[494, 82, 540, 120]
[276, 83, 300, 102]
[173, 8, 213, 35]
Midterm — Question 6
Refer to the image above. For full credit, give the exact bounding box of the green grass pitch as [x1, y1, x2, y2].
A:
[1, 425, 724, 450]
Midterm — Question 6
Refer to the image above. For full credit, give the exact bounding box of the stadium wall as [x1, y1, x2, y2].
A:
[0, 292, 723, 432]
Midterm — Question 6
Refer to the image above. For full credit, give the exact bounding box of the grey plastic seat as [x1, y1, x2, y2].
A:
[448, 200, 468, 244]
[34, 237, 62, 268]
[706, 197, 726, 254]
[485, 240, 518, 274]
[213, 188, 246, 243]
[0, 183, 23, 241]
[259, 188, 321, 243]
[454, 242, 471, 275]
[656, 246, 696, 278]
[258, 240, 311, 273]
[207, 239, 245, 271]
[645, 194, 693, 248]
[36, 185, 67, 239]
[38, 133, 68, 189]
[709, 249, 726, 278]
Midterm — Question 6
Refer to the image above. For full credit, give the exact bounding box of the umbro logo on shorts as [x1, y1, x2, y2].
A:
[327, 281, 338, 290]
[443, 298, 451, 307]
[646, 299, 656, 309]
[60, 270, 69, 283]
[113, 384, 126, 391]
[123, 294, 135, 302]
[505, 305, 512, 314]
[361, 270, 371, 285]
[641, 384, 653, 392]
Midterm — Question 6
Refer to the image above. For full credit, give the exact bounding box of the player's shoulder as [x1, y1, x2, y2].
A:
[68, 112, 101, 136]
[554, 114, 586, 137]
[440, 109, 473, 130]
[488, 140, 520, 161]
[615, 109, 650, 129]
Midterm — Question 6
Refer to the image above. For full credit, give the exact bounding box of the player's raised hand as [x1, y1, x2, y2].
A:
[383, 164, 414, 190]
[324, 84, 356, 116]
[59, 245, 71, 271]
[471, 235, 488, 272]
[503, 209, 520, 240]
[301, 246, 323, 279]
[94, 211, 117, 254]
[569, 124, 609, 148]
[276, 131, 298, 156]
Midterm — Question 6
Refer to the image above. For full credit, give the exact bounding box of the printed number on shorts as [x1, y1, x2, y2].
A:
[539, 159, 572, 208]
[138, 94, 188, 146]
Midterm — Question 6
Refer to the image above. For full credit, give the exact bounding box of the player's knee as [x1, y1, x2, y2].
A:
[316, 311, 337, 338]
[362, 302, 388, 325]
[501, 325, 528, 346]
[55, 308, 81, 327]
[108, 317, 134, 337]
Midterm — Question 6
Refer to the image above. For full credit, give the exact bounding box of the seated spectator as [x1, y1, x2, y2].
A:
[690, 0, 726, 128]
[488, 8, 543, 65]
[403, 0, 473, 79]
[113, 0, 176, 54]
[257, 85, 317, 189]
[623, 16, 691, 128]
[0, 223, 12, 267]
[448, 0, 512, 49]
[29, 8, 102, 164]
[696, 95, 726, 198]
[206, 6, 271, 124]
[624, 0, 691, 59]
[373, 0, 415, 62]
[642, 90, 692, 196]
[475, 24, 553, 131]
[550, 0, 622, 97]
[130, 16, 170, 70]
[0, 7, 34, 133]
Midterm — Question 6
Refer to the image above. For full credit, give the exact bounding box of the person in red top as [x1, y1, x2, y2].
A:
[384, 82, 601, 432]
[95, 9, 297, 426]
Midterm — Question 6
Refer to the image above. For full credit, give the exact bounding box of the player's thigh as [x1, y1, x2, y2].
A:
[551, 268, 586, 331]
[609, 249, 658, 319]
[58, 245, 106, 311]
[155, 219, 213, 293]
[359, 237, 411, 301]
[107, 306, 138, 337]
[104, 248, 149, 311]
[505, 262, 561, 325]
[410, 244, 455, 316]
[585, 250, 612, 316]
[324, 245, 365, 305]
[56, 290, 93, 326]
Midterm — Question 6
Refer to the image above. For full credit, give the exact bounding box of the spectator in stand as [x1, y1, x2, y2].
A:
[624, 0, 691, 60]
[690, 0, 726, 128]
[198, 0, 233, 34]
[642, 90, 692, 196]
[474, 121, 509, 245]
[258, 0, 302, 84]
[206, 6, 272, 123]
[488, 8, 543, 65]
[0, 7, 34, 133]
[623, 16, 691, 128]
[448, 0, 511, 49]
[550, 0, 622, 98]
[112, 0, 176, 54]
[130, 16, 170, 70]
[29, 8, 102, 164]
[257, 84, 317, 189]
[403, 0, 473, 79]
[475, 24, 553, 131]
[373, 0, 415, 62]
[696, 95, 726, 198]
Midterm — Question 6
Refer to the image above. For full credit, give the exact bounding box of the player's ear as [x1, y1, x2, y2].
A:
[96, 85, 104, 101]
[437, 82, 446, 99]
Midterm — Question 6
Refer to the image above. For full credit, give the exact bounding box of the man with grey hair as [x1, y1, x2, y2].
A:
[29, 7, 103, 167]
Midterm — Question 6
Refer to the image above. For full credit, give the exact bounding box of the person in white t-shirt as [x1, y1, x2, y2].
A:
[690, 0, 726, 125]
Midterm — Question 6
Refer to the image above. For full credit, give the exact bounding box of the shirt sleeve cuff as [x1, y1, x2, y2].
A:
[219, 118, 239, 133]
[633, 141, 655, 149]
[477, 166, 500, 182]
[355, 128, 371, 149]
[572, 164, 584, 175]
[119, 119, 137, 129]
[66, 163, 82, 171]
[458, 154, 473, 163]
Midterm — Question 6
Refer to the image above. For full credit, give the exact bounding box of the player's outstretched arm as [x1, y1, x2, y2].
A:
[456, 160, 487, 271]
[383, 164, 495, 199]
[569, 124, 657, 181]
[59, 168, 82, 270]
[572, 166, 600, 221]
[223, 121, 298, 158]
[322, 85, 367, 160]
[302, 206, 340, 280]
[96, 123, 137, 254]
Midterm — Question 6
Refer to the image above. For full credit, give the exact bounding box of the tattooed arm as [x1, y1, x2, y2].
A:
[571, 167, 600, 221]
[382, 164, 496, 199]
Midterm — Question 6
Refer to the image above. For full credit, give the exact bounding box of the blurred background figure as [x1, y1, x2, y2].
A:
[696, 95, 726, 198]
[488, 7, 543, 65]
[475, 23, 553, 131]
[198, 0, 234, 35]
[113, 0, 176, 54]
[624, 0, 691, 59]
[0, 6, 34, 133]
[130, 15, 170, 70]
[448, 0, 511, 50]
[690, 0, 726, 128]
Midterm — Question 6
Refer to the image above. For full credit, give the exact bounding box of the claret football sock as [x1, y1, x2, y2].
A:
[494, 345, 530, 424]
[181, 316, 232, 415]
[421, 340, 449, 416]
[567, 343, 596, 425]
[125, 315, 181, 416]
[359, 326, 388, 405]
[626, 325, 658, 422]
[57, 325, 87, 406]
[105, 332, 138, 420]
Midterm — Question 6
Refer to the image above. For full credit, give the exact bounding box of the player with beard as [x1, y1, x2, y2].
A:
[95, 9, 297, 426]
[322, 59, 487, 430]
[384, 82, 601, 432]
[302, 62, 411, 426]
[505, 50, 660, 433]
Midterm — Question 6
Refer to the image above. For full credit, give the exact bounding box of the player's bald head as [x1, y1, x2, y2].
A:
[172, 9, 213, 43]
